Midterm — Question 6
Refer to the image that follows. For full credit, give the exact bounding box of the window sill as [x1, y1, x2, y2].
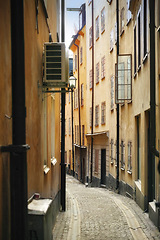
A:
[126, 18, 131, 26]
[110, 47, 113, 53]
[137, 65, 141, 72]
[121, 167, 125, 171]
[127, 170, 132, 175]
[120, 29, 124, 37]
[101, 76, 105, 81]
[134, 72, 137, 79]
[96, 37, 99, 41]
[43, 165, 50, 174]
[127, 100, 132, 104]
[111, 161, 114, 165]
[142, 53, 148, 64]
[101, 29, 105, 35]
[51, 157, 57, 166]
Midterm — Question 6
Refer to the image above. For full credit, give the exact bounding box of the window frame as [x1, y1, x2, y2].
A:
[96, 16, 100, 40]
[95, 105, 99, 127]
[101, 7, 105, 34]
[101, 101, 106, 125]
[101, 56, 105, 80]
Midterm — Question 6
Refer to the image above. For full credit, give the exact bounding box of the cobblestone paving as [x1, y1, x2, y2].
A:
[53, 175, 160, 240]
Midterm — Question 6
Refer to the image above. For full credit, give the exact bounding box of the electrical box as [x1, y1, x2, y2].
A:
[43, 42, 69, 88]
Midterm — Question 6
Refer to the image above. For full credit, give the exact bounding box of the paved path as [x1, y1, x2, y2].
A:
[53, 175, 160, 240]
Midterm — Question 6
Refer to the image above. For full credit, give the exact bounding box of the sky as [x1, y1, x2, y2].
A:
[65, 0, 85, 53]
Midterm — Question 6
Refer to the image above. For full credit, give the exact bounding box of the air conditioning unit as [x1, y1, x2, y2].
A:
[43, 42, 69, 87]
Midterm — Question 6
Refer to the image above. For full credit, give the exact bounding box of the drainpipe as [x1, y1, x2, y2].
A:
[116, 0, 120, 191]
[73, 42, 82, 181]
[149, 0, 156, 200]
[61, 0, 66, 211]
[10, 0, 28, 238]
[90, 0, 94, 184]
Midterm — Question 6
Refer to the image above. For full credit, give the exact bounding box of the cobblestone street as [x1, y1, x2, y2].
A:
[53, 175, 160, 240]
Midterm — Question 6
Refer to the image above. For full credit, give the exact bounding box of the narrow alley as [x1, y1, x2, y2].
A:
[53, 175, 160, 240]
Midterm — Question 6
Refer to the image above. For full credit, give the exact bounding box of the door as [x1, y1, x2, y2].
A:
[101, 149, 106, 185]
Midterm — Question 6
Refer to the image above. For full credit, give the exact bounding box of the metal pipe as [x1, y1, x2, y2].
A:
[73, 42, 82, 181]
[71, 89, 75, 176]
[149, 0, 155, 200]
[90, 0, 94, 184]
[61, 0, 66, 211]
[10, 0, 28, 238]
[116, 0, 120, 191]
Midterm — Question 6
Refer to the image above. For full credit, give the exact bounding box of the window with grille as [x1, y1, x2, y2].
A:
[101, 56, 105, 79]
[128, 142, 132, 172]
[95, 149, 99, 173]
[101, 102, 106, 125]
[89, 27, 92, 48]
[101, 7, 105, 33]
[121, 141, 125, 169]
[89, 69, 92, 89]
[96, 62, 100, 84]
[115, 22, 117, 44]
[96, 16, 99, 40]
[95, 105, 99, 127]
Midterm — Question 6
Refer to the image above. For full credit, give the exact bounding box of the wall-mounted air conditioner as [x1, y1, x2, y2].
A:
[43, 42, 68, 87]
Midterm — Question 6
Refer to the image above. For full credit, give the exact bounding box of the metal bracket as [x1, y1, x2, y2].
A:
[0, 144, 30, 153]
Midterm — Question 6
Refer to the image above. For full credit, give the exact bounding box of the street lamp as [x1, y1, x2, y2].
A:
[69, 75, 77, 89]
[69, 75, 77, 177]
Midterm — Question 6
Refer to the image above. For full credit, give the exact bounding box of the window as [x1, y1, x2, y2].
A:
[110, 139, 114, 164]
[101, 56, 105, 79]
[118, 62, 125, 100]
[69, 118, 71, 135]
[95, 105, 99, 126]
[128, 142, 132, 172]
[82, 125, 85, 145]
[89, 69, 92, 89]
[81, 83, 84, 106]
[127, 57, 131, 99]
[134, 25, 137, 75]
[80, 47, 83, 64]
[143, 0, 147, 59]
[89, 26, 92, 48]
[90, 107, 92, 127]
[120, 7, 125, 34]
[75, 55, 77, 71]
[111, 75, 114, 109]
[95, 149, 99, 173]
[115, 22, 117, 44]
[101, 102, 106, 125]
[137, 8, 141, 68]
[96, 62, 100, 84]
[110, 28, 114, 52]
[121, 141, 125, 169]
[96, 16, 99, 40]
[101, 8, 105, 33]
[127, 0, 132, 24]
[74, 89, 78, 109]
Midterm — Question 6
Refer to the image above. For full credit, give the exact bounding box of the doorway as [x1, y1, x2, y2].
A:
[101, 149, 106, 185]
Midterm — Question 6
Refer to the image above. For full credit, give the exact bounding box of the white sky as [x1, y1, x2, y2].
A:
[65, 0, 85, 52]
